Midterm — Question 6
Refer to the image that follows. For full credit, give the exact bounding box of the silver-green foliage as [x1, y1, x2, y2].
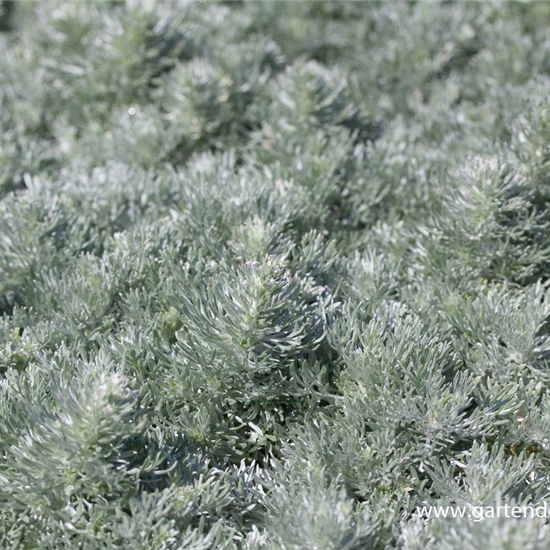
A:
[2, 1, 550, 548]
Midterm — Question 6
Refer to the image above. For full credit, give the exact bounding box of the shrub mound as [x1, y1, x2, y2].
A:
[2, 2, 550, 548]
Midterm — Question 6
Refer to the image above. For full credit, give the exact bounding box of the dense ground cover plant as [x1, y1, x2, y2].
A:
[2, 1, 550, 548]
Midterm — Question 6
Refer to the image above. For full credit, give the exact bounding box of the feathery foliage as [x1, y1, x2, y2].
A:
[2, 1, 550, 548]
